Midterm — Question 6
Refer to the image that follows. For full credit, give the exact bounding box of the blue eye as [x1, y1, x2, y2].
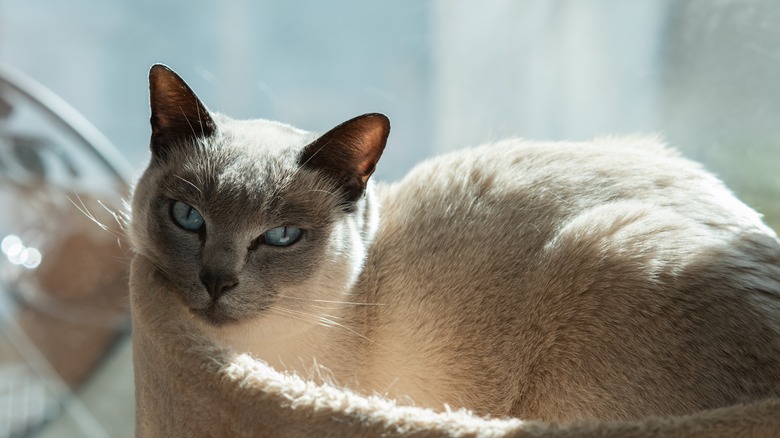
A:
[263, 226, 302, 247]
[171, 201, 204, 231]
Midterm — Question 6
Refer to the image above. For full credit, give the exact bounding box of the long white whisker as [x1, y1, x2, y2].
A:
[274, 300, 342, 314]
[68, 195, 122, 242]
[179, 106, 198, 139]
[305, 189, 342, 199]
[272, 307, 312, 323]
[272, 306, 384, 350]
[174, 174, 203, 194]
[296, 137, 337, 171]
[317, 315, 384, 349]
[195, 97, 205, 137]
[97, 199, 126, 231]
[142, 255, 175, 281]
[276, 294, 385, 307]
[69, 195, 107, 231]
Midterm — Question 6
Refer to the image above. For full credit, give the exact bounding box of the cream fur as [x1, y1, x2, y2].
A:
[132, 256, 780, 436]
[131, 66, 780, 434]
[179, 137, 780, 420]
[132, 135, 780, 430]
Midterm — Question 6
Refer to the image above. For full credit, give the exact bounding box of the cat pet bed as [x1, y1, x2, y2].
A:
[130, 258, 780, 437]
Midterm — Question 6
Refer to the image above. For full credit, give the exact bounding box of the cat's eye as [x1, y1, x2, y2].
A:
[171, 201, 205, 231]
[263, 226, 302, 247]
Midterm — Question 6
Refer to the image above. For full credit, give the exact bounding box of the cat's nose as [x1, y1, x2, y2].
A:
[199, 268, 239, 301]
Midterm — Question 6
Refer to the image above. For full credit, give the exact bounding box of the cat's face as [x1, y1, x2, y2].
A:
[129, 65, 388, 327]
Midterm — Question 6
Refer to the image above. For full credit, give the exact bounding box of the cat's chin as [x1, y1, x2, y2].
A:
[191, 305, 239, 327]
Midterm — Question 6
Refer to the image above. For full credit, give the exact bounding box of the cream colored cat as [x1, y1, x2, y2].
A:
[129, 64, 780, 423]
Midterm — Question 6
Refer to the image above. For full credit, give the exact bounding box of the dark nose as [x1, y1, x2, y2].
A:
[199, 268, 239, 301]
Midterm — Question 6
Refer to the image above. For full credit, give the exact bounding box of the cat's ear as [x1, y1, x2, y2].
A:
[299, 113, 390, 206]
[148, 64, 216, 159]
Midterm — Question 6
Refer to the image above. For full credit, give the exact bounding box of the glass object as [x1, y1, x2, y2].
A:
[0, 64, 132, 438]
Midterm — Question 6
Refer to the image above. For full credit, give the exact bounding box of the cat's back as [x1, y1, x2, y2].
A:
[365, 136, 780, 421]
[382, 136, 770, 236]
[378, 136, 778, 270]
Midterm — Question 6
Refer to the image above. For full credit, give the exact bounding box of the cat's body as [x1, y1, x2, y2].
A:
[130, 65, 780, 423]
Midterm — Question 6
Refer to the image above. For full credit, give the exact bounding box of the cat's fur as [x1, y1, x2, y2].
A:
[129, 64, 780, 422]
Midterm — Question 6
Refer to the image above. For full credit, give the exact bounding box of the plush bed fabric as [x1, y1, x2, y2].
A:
[130, 259, 780, 437]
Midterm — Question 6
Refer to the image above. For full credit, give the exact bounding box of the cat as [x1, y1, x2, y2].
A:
[129, 64, 780, 423]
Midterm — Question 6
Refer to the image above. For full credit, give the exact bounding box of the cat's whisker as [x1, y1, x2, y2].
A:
[120, 198, 133, 226]
[152, 263, 174, 280]
[274, 300, 341, 312]
[276, 294, 385, 307]
[270, 172, 300, 202]
[111, 253, 135, 262]
[139, 253, 176, 282]
[272, 306, 324, 320]
[305, 189, 342, 199]
[113, 258, 134, 267]
[540, 187, 571, 205]
[527, 221, 542, 237]
[271, 305, 383, 349]
[68, 195, 109, 232]
[68, 195, 123, 242]
[379, 377, 401, 397]
[316, 315, 384, 349]
[318, 317, 339, 327]
[271, 308, 342, 334]
[194, 96, 205, 137]
[174, 175, 203, 194]
[97, 199, 128, 232]
[179, 105, 199, 140]
[295, 138, 336, 171]
[270, 308, 312, 325]
[304, 304, 342, 312]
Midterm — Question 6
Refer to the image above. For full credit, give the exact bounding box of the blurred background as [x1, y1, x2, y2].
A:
[1, 0, 779, 436]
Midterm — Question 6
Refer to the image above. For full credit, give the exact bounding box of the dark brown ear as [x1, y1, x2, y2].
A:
[299, 113, 390, 207]
[149, 64, 216, 159]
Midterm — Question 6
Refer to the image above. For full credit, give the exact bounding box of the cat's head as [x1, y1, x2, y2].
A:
[129, 64, 388, 328]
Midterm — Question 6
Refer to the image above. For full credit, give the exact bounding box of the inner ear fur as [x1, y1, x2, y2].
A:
[299, 113, 390, 205]
[148, 64, 216, 159]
